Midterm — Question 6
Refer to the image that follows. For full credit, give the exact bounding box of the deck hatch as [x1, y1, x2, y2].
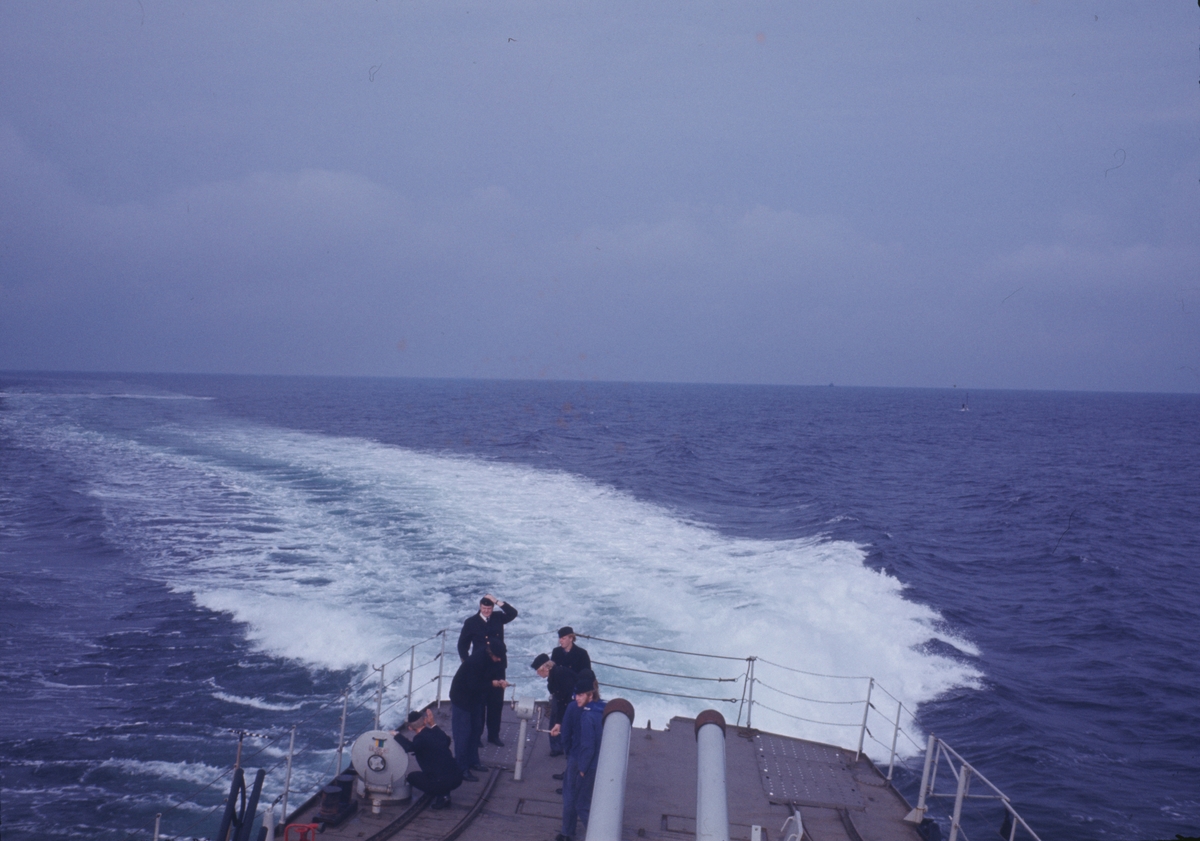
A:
[755, 733, 865, 809]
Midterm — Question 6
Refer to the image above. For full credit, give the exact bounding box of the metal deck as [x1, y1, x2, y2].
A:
[286, 703, 923, 841]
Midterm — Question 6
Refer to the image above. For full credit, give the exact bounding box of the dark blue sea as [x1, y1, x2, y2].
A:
[1, 372, 1197, 841]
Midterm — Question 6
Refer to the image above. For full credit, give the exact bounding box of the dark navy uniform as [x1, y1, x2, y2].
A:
[394, 724, 462, 799]
[458, 602, 517, 743]
[551, 643, 591, 675]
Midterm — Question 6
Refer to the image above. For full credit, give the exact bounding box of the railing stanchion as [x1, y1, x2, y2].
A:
[436, 630, 447, 708]
[905, 734, 936, 823]
[887, 699, 902, 780]
[745, 657, 756, 730]
[153, 812, 161, 841]
[280, 726, 296, 823]
[947, 761, 971, 841]
[336, 688, 350, 773]
[855, 677, 874, 762]
[374, 664, 385, 731]
[406, 644, 416, 718]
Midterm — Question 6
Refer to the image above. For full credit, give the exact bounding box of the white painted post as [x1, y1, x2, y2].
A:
[406, 644, 416, 717]
[336, 689, 349, 773]
[887, 699, 902, 780]
[513, 717, 529, 781]
[855, 677, 874, 761]
[745, 658, 756, 730]
[374, 664, 385, 731]
[436, 630, 447, 708]
[948, 763, 971, 841]
[905, 733, 936, 823]
[153, 812, 161, 841]
[279, 727, 296, 824]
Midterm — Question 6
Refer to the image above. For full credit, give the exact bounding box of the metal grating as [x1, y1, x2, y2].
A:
[755, 734, 865, 809]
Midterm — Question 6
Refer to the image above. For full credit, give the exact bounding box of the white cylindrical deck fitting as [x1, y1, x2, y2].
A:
[585, 698, 635, 841]
[694, 710, 730, 841]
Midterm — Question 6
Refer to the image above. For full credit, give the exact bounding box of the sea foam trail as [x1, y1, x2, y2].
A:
[6, 407, 978, 755]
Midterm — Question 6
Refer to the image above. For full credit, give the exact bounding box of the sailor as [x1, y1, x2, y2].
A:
[449, 643, 508, 780]
[531, 652, 577, 757]
[556, 672, 605, 841]
[391, 707, 461, 810]
[551, 626, 591, 676]
[457, 594, 518, 747]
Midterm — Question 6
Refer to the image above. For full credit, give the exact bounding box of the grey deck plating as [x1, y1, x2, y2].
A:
[287, 704, 922, 841]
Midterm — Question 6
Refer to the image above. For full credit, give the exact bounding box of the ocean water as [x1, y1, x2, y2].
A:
[1, 372, 1197, 841]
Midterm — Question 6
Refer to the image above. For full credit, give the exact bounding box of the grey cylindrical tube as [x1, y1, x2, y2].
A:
[585, 698, 635, 841]
[695, 710, 730, 841]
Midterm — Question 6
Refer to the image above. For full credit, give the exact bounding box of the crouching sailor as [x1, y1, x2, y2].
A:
[556, 671, 605, 841]
[391, 707, 462, 810]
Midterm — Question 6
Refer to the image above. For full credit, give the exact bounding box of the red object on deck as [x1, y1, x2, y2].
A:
[283, 824, 319, 841]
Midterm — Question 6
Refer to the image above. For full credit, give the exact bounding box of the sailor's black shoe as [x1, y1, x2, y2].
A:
[461, 772, 479, 782]
[488, 737, 505, 747]
[552, 772, 564, 780]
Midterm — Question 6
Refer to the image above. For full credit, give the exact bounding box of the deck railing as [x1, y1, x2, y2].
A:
[137, 626, 1040, 841]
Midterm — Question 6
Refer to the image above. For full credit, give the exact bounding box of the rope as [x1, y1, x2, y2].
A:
[754, 679, 865, 705]
[592, 659, 741, 683]
[756, 657, 871, 681]
[602, 682, 740, 703]
[577, 633, 749, 662]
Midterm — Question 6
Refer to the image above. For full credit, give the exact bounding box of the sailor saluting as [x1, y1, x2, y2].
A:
[457, 594, 518, 746]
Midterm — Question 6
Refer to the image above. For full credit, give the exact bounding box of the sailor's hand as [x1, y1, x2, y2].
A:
[550, 725, 561, 736]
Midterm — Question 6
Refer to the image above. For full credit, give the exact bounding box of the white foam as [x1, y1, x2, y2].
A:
[95, 758, 226, 786]
[4, 403, 980, 758]
[211, 691, 305, 712]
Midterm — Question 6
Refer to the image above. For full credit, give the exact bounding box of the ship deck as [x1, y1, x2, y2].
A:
[285, 702, 924, 841]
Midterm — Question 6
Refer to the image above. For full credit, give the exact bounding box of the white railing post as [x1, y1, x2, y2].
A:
[745, 658, 756, 729]
[855, 677, 874, 761]
[436, 630, 447, 708]
[947, 762, 971, 841]
[153, 812, 161, 841]
[887, 699, 902, 780]
[374, 664, 385, 731]
[905, 733, 936, 823]
[406, 644, 416, 717]
[280, 726, 296, 823]
[335, 688, 349, 773]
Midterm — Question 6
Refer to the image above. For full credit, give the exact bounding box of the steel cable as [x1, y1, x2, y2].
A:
[601, 682, 740, 703]
[755, 656, 871, 681]
[752, 700, 860, 727]
[577, 633, 749, 661]
[592, 659, 741, 682]
[754, 678, 865, 705]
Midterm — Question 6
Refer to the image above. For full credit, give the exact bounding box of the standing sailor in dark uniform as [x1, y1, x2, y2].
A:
[457, 594, 518, 746]
[531, 652, 576, 757]
[449, 644, 507, 780]
[551, 626, 591, 675]
[391, 707, 461, 810]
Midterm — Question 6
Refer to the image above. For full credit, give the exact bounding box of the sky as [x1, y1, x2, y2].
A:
[1, 2, 1197, 392]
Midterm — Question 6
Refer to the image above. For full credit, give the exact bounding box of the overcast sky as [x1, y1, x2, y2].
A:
[1, 2, 1196, 392]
